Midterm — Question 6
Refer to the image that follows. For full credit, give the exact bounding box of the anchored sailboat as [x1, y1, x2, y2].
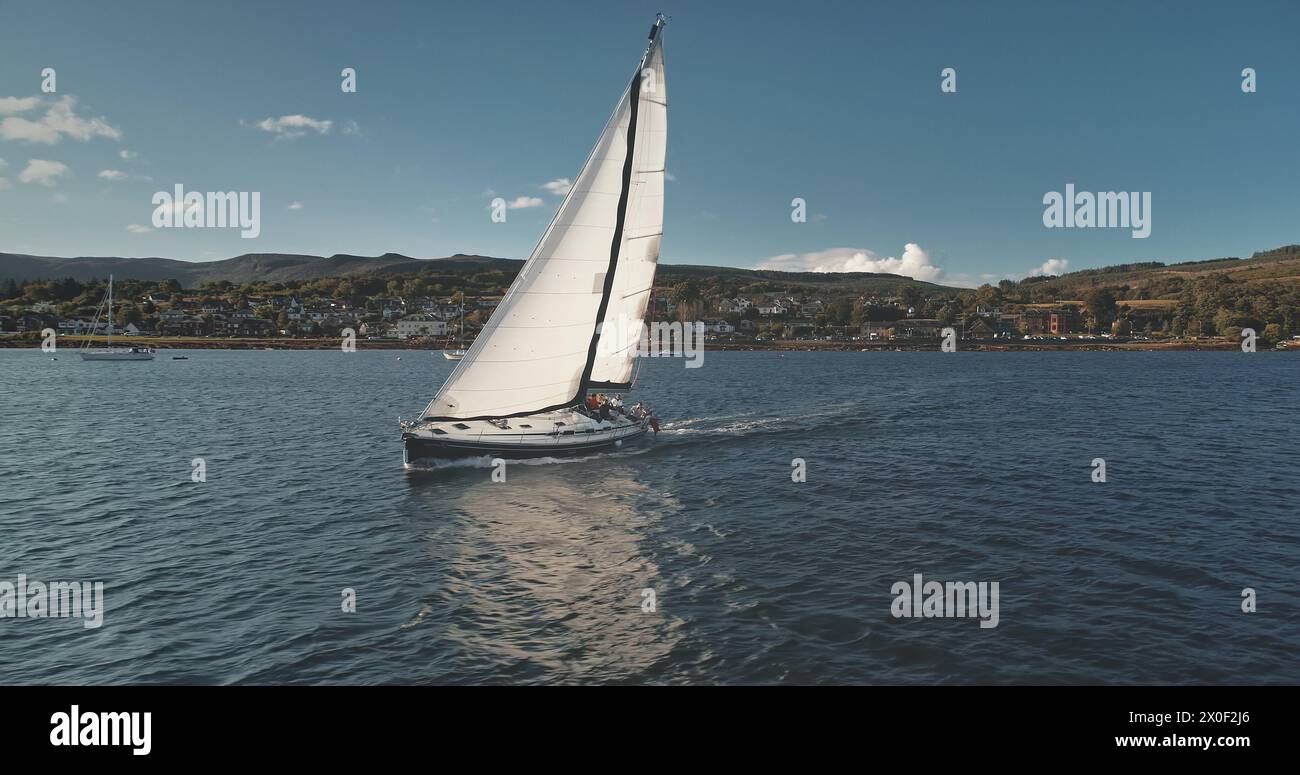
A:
[79, 275, 155, 361]
[441, 294, 467, 360]
[402, 15, 669, 463]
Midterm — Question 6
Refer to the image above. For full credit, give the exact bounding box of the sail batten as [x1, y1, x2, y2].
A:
[420, 25, 667, 422]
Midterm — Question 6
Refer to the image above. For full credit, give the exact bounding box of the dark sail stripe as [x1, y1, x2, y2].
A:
[422, 41, 653, 423]
[575, 43, 647, 400]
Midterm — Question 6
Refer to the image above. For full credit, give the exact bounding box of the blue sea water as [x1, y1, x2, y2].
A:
[0, 348, 1296, 684]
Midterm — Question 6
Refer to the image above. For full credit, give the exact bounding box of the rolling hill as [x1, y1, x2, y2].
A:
[1020, 245, 1300, 296]
[4, 245, 1298, 298]
[0, 250, 960, 295]
[0, 252, 519, 287]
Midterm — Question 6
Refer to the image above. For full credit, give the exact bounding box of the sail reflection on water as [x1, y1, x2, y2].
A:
[404, 462, 683, 680]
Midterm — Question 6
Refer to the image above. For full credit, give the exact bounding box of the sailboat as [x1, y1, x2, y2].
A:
[441, 295, 467, 360]
[79, 275, 155, 361]
[402, 15, 669, 463]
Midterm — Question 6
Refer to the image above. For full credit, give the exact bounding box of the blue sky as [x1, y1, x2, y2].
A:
[1, 0, 1297, 286]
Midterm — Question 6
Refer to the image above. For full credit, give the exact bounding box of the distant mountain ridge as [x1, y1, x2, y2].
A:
[3, 245, 1297, 295]
[0, 250, 957, 292]
[0, 252, 520, 286]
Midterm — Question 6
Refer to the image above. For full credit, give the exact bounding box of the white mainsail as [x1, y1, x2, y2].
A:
[588, 36, 667, 388]
[422, 21, 667, 421]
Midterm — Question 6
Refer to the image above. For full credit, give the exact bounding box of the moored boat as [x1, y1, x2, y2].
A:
[78, 275, 156, 361]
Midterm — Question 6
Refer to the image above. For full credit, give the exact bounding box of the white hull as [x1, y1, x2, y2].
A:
[80, 349, 155, 361]
[402, 408, 648, 463]
[442, 350, 466, 360]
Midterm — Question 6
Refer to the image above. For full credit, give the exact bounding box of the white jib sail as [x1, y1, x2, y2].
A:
[422, 25, 666, 420]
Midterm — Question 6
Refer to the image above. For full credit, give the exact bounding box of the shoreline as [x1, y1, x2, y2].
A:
[0, 335, 1288, 352]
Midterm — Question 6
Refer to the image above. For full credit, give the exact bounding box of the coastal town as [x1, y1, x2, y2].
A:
[2, 253, 1297, 351]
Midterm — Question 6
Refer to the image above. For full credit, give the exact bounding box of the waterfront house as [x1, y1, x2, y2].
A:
[1050, 309, 1082, 334]
[396, 313, 448, 339]
[1019, 308, 1052, 335]
[199, 299, 232, 315]
[717, 297, 753, 314]
[158, 316, 212, 337]
[997, 313, 1021, 337]
[965, 318, 996, 339]
[57, 318, 99, 336]
[891, 319, 946, 339]
[223, 317, 273, 336]
[863, 321, 893, 340]
[16, 314, 49, 332]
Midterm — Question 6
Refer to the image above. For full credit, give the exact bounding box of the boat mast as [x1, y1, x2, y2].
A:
[106, 274, 113, 348]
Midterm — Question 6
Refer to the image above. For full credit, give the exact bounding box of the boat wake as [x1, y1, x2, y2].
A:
[661, 402, 865, 439]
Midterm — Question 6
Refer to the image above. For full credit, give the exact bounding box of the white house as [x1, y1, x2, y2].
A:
[56, 318, 98, 335]
[396, 314, 448, 339]
[706, 320, 735, 334]
[718, 297, 754, 313]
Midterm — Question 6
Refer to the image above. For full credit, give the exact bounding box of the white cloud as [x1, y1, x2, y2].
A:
[119, 149, 138, 160]
[0, 96, 122, 144]
[506, 196, 544, 209]
[247, 114, 332, 139]
[287, 201, 304, 210]
[126, 223, 154, 234]
[758, 243, 947, 283]
[664, 170, 676, 182]
[1028, 258, 1069, 277]
[97, 169, 126, 180]
[18, 159, 70, 186]
[52, 193, 68, 203]
[0, 158, 6, 170]
[0, 96, 41, 115]
[541, 178, 572, 196]
[0, 178, 10, 190]
[340, 120, 361, 136]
